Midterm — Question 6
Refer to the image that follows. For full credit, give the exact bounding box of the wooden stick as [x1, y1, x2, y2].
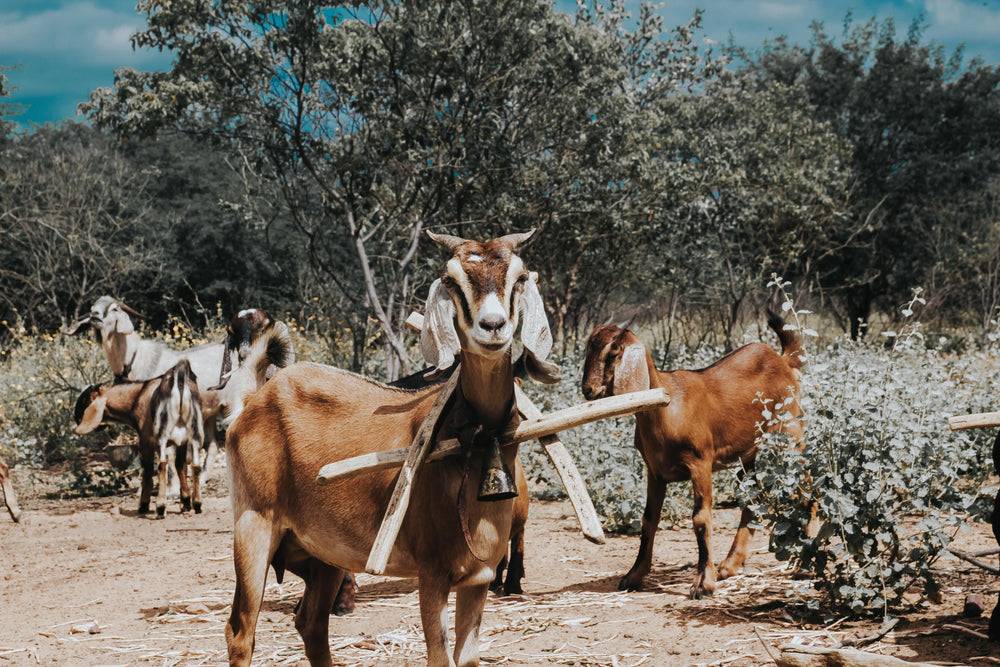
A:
[514, 384, 605, 544]
[404, 311, 425, 333]
[947, 547, 1000, 575]
[948, 411, 1000, 431]
[364, 366, 461, 575]
[317, 388, 670, 483]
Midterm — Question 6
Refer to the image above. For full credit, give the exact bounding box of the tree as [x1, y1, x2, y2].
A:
[83, 0, 713, 376]
[663, 76, 850, 348]
[741, 19, 1000, 338]
[0, 124, 167, 330]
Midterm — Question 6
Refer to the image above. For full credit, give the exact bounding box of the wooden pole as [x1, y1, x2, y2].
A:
[363, 366, 461, 575]
[514, 385, 605, 544]
[948, 411, 1000, 431]
[317, 387, 669, 483]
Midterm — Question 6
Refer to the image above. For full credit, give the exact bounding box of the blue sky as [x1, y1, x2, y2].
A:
[2, 0, 998, 127]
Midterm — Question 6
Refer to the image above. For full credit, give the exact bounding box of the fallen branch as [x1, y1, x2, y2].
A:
[838, 617, 899, 648]
[942, 623, 990, 641]
[947, 548, 1000, 575]
[776, 645, 938, 667]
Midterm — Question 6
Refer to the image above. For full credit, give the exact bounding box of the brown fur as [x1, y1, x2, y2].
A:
[581, 315, 805, 598]
[225, 231, 551, 666]
[0, 459, 22, 523]
[74, 361, 208, 517]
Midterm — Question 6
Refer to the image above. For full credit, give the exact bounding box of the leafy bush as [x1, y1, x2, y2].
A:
[741, 301, 997, 616]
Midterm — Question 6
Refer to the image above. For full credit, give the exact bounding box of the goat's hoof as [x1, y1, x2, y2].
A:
[181, 497, 192, 511]
[717, 560, 743, 580]
[689, 576, 717, 599]
[504, 581, 523, 596]
[138, 503, 150, 515]
[617, 575, 644, 592]
[193, 502, 202, 514]
[332, 599, 356, 616]
[156, 505, 166, 519]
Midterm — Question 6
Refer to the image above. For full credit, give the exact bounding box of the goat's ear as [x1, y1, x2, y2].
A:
[518, 276, 560, 384]
[112, 311, 134, 335]
[266, 321, 295, 368]
[74, 396, 107, 435]
[613, 343, 650, 395]
[63, 317, 91, 336]
[420, 278, 461, 378]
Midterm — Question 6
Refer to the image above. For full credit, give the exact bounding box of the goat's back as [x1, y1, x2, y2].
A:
[226, 362, 516, 580]
[650, 343, 802, 465]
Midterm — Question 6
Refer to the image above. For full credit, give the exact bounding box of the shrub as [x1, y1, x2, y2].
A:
[741, 296, 997, 616]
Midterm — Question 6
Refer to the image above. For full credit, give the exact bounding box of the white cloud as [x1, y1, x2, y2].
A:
[0, 1, 158, 66]
[923, 0, 1000, 42]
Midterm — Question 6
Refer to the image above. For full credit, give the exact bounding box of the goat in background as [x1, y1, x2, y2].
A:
[581, 312, 805, 598]
[66, 296, 225, 477]
[74, 360, 208, 517]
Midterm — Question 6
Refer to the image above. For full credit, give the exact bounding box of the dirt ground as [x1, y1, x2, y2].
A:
[1, 477, 998, 666]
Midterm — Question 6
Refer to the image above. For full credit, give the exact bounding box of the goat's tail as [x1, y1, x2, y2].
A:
[766, 310, 804, 369]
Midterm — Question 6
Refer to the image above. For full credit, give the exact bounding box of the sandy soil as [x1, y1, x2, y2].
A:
[1, 482, 997, 666]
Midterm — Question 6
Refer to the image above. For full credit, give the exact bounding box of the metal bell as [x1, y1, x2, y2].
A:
[477, 437, 518, 502]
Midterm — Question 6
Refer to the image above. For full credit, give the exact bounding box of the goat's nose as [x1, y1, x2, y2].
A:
[583, 384, 604, 400]
[479, 313, 507, 332]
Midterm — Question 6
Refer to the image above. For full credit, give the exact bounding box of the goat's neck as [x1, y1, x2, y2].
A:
[104, 382, 148, 430]
[104, 332, 141, 377]
[634, 348, 669, 428]
[458, 350, 514, 429]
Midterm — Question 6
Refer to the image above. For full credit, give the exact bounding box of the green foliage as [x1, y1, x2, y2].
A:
[742, 303, 996, 616]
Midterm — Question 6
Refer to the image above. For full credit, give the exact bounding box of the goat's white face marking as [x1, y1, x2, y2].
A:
[444, 250, 527, 357]
[237, 308, 257, 318]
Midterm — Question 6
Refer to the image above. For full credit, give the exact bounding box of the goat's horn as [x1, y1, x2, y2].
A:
[426, 230, 469, 252]
[63, 317, 92, 335]
[497, 228, 536, 250]
[118, 302, 145, 320]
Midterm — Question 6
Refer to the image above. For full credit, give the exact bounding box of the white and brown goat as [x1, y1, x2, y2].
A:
[1, 459, 22, 523]
[223, 230, 559, 667]
[581, 313, 805, 598]
[66, 296, 226, 473]
[74, 360, 209, 517]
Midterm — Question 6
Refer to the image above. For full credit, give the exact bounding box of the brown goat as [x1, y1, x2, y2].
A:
[74, 360, 208, 517]
[1, 459, 22, 523]
[223, 230, 560, 666]
[581, 313, 804, 598]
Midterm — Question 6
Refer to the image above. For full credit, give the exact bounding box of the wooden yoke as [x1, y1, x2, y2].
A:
[365, 366, 462, 575]
[321, 312, 668, 546]
[948, 411, 1000, 431]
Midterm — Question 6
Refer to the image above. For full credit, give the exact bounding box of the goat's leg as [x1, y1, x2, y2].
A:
[453, 582, 489, 667]
[175, 444, 191, 512]
[294, 560, 343, 667]
[719, 460, 755, 580]
[503, 523, 526, 595]
[138, 449, 154, 515]
[689, 460, 717, 599]
[226, 510, 277, 667]
[418, 573, 455, 667]
[489, 555, 508, 594]
[156, 444, 174, 519]
[332, 570, 357, 615]
[619, 472, 666, 591]
[188, 439, 203, 514]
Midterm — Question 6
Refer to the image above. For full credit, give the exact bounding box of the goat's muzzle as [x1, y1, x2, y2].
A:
[582, 384, 606, 401]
